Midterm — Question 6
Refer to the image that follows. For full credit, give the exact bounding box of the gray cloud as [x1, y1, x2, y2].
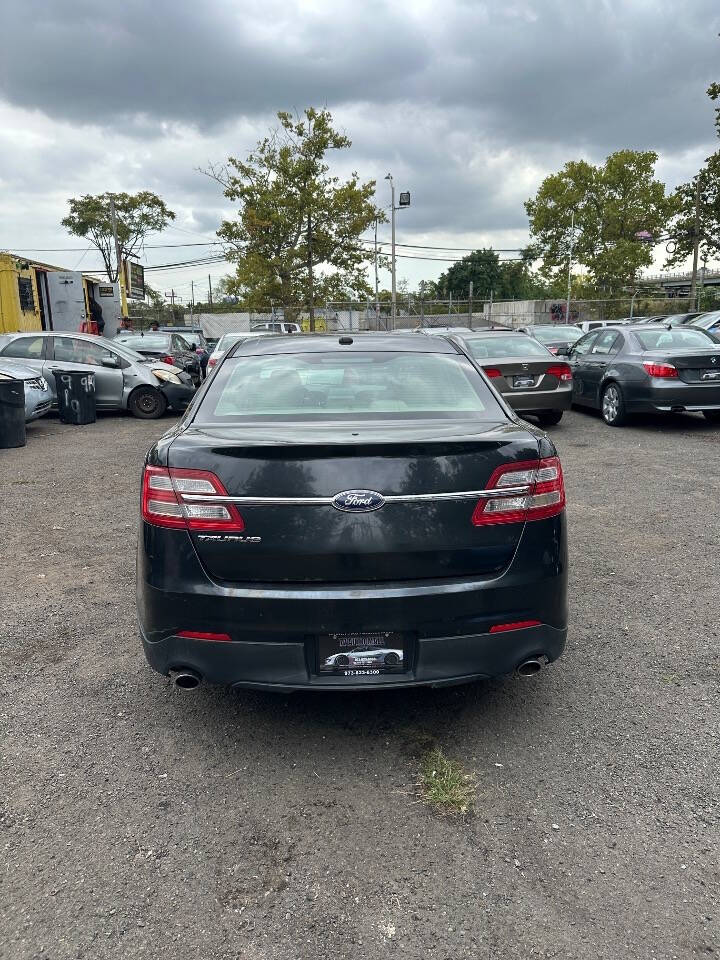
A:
[1, 0, 718, 293]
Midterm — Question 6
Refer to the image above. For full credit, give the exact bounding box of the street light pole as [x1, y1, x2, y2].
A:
[565, 209, 575, 325]
[374, 217, 379, 330]
[385, 174, 396, 330]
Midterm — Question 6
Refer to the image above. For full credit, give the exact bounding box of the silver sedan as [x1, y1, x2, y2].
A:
[0, 357, 53, 421]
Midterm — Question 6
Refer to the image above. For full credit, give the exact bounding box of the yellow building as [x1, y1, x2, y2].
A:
[0, 253, 43, 333]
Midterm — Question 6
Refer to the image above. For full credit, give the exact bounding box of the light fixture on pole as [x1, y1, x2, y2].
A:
[385, 174, 396, 329]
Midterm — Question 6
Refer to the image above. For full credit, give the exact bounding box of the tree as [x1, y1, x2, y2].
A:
[62, 192, 175, 282]
[437, 248, 547, 300]
[666, 151, 720, 269]
[708, 81, 720, 139]
[207, 108, 384, 328]
[525, 150, 675, 296]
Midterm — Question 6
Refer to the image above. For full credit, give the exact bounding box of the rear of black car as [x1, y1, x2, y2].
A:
[137, 335, 568, 690]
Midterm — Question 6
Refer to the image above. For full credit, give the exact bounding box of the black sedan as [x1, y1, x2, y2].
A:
[138, 334, 568, 691]
[159, 326, 211, 375]
[562, 324, 720, 425]
[114, 332, 202, 385]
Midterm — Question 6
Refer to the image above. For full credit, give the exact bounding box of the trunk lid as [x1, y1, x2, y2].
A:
[167, 419, 541, 584]
[482, 359, 561, 393]
[645, 348, 720, 383]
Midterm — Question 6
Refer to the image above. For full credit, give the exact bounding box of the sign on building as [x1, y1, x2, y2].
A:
[124, 260, 145, 300]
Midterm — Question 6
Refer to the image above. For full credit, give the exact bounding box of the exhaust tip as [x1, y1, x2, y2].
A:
[517, 658, 543, 677]
[169, 668, 202, 690]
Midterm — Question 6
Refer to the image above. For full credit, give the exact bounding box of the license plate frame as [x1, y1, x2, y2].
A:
[701, 370, 720, 381]
[513, 375, 535, 388]
[315, 631, 411, 676]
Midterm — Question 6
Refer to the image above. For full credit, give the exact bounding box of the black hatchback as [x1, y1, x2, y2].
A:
[114, 332, 202, 385]
[137, 334, 568, 691]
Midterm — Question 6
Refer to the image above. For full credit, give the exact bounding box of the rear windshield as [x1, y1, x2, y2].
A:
[633, 328, 716, 350]
[215, 333, 248, 352]
[465, 335, 550, 359]
[196, 351, 501, 421]
[533, 326, 582, 343]
[115, 334, 170, 351]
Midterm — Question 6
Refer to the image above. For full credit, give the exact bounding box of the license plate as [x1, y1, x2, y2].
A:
[701, 370, 720, 381]
[316, 631, 409, 675]
[513, 375, 535, 388]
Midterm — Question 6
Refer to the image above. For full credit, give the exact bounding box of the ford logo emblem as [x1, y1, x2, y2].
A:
[332, 489, 385, 513]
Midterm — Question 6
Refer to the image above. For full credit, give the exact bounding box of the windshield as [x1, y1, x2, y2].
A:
[196, 351, 501, 422]
[633, 328, 716, 350]
[115, 334, 171, 351]
[465, 335, 550, 359]
[533, 326, 582, 343]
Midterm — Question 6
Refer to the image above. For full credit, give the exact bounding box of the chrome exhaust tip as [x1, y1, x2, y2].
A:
[169, 668, 202, 690]
[516, 658, 543, 677]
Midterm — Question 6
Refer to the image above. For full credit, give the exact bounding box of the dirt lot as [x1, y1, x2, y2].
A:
[2, 408, 719, 960]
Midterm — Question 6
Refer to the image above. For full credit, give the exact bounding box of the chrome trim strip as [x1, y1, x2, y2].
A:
[180, 485, 531, 505]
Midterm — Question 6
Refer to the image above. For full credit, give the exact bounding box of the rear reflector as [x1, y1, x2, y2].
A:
[483, 367, 503, 379]
[472, 456, 565, 525]
[643, 361, 678, 379]
[142, 466, 245, 532]
[489, 620, 541, 633]
[177, 630, 232, 642]
[546, 363, 572, 381]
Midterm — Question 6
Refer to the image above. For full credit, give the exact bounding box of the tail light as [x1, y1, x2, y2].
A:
[142, 466, 245, 531]
[163, 355, 176, 366]
[472, 456, 565, 525]
[548, 346, 559, 354]
[208, 356, 217, 368]
[177, 630, 232, 642]
[490, 620, 541, 633]
[546, 363, 572, 381]
[643, 362, 678, 379]
[484, 367, 503, 379]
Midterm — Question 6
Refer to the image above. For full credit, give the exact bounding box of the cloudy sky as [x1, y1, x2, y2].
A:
[1, 0, 718, 302]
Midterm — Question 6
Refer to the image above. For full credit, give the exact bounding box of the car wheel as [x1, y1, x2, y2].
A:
[384, 652, 400, 666]
[128, 386, 167, 420]
[601, 383, 626, 426]
[536, 410, 563, 426]
[702, 410, 720, 423]
[334, 654, 350, 667]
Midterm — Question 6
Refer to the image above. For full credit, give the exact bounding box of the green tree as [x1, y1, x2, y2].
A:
[525, 150, 675, 296]
[666, 151, 720, 269]
[62, 192, 175, 282]
[708, 81, 720, 139]
[208, 108, 384, 328]
[437, 248, 547, 300]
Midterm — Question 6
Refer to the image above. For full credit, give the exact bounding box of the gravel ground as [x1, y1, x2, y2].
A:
[1, 408, 719, 960]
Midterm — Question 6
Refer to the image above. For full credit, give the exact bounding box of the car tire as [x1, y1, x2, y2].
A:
[384, 652, 400, 666]
[601, 382, 627, 426]
[702, 410, 720, 423]
[536, 410, 563, 426]
[128, 386, 168, 420]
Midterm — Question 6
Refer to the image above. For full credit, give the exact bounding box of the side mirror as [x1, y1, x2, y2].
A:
[555, 346, 570, 358]
[101, 356, 120, 369]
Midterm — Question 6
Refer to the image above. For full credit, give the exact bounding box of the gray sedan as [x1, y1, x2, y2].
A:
[0, 332, 196, 419]
[0, 357, 53, 421]
[458, 331, 573, 425]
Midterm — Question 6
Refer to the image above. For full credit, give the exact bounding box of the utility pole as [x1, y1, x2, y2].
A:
[385, 174, 396, 330]
[488, 289, 493, 327]
[208, 274, 213, 307]
[307, 213, 315, 332]
[191, 280, 195, 309]
[565, 209, 575, 325]
[468, 281, 473, 330]
[374, 217, 379, 328]
[109, 195, 128, 324]
[689, 176, 702, 310]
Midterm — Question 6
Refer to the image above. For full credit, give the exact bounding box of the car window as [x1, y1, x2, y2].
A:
[571, 332, 600, 357]
[533, 326, 583, 343]
[465, 335, 550, 359]
[197, 351, 501, 422]
[215, 334, 247, 353]
[591, 331, 622, 355]
[174, 335, 193, 351]
[1, 335, 45, 359]
[54, 337, 117, 367]
[633, 328, 716, 350]
[115, 334, 170, 351]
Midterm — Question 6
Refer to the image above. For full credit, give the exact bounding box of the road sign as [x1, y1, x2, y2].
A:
[124, 260, 145, 300]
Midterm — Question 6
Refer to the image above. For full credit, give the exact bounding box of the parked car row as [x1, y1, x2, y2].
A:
[0, 331, 197, 420]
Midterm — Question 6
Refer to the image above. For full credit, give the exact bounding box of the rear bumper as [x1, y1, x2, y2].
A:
[137, 514, 568, 690]
[625, 380, 720, 412]
[503, 385, 572, 412]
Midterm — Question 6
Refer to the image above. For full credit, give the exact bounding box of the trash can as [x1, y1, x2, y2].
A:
[0, 378, 26, 448]
[53, 370, 96, 425]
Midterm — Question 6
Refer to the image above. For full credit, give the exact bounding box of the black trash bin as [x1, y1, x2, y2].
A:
[53, 370, 96, 425]
[0, 378, 26, 448]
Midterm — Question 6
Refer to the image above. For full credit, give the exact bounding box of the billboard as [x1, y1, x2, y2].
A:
[124, 260, 145, 300]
